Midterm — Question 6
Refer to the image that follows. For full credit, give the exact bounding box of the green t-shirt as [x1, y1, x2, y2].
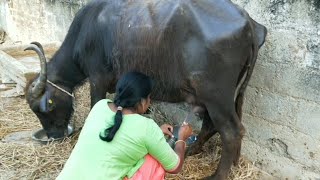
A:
[57, 99, 179, 180]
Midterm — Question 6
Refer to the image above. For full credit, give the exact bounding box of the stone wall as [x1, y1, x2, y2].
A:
[0, 0, 319, 179]
[0, 0, 90, 44]
[232, 0, 320, 179]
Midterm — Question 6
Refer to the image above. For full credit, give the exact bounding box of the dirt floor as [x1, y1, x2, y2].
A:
[0, 82, 261, 180]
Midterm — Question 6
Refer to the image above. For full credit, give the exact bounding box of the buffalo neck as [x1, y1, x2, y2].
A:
[47, 48, 86, 92]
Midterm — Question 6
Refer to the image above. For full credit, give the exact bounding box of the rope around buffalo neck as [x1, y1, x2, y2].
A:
[46, 80, 76, 134]
[47, 80, 75, 98]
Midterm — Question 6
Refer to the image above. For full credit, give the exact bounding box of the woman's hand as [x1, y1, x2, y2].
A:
[178, 124, 193, 141]
[160, 124, 174, 137]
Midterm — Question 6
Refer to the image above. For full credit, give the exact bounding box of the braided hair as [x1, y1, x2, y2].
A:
[99, 72, 153, 142]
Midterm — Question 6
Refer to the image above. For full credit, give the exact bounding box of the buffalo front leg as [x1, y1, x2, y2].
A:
[187, 110, 217, 156]
[204, 102, 245, 180]
[89, 75, 112, 108]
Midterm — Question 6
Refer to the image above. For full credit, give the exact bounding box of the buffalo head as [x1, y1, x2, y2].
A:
[25, 42, 74, 139]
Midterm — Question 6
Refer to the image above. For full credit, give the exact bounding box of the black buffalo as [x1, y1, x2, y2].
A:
[25, 0, 267, 179]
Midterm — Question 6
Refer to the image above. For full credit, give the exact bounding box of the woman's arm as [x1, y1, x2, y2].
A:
[145, 120, 192, 174]
[165, 125, 192, 174]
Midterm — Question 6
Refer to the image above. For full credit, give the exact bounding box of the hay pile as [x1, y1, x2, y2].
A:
[0, 135, 79, 180]
[0, 82, 260, 179]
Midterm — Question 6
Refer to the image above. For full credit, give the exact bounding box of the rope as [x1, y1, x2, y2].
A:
[47, 80, 75, 98]
[47, 80, 76, 133]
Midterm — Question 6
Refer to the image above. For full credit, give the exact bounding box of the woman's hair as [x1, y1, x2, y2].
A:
[99, 72, 153, 142]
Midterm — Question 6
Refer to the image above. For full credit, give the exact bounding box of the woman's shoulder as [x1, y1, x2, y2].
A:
[97, 98, 112, 104]
[125, 114, 150, 122]
[92, 99, 112, 108]
[124, 115, 157, 128]
[86, 99, 114, 116]
[140, 117, 161, 131]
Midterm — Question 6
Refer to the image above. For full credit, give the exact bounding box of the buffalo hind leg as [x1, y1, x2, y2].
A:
[233, 92, 246, 166]
[204, 102, 245, 180]
[235, 92, 244, 121]
[187, 110, 217, 156]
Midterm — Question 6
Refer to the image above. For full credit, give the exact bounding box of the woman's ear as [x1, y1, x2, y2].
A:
[137, 97, 151, 114]
[141, 99, 146, 112]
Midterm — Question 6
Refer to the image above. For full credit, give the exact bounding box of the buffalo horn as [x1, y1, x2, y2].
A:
[24, 44, 47, 97]
[31, 41, 45, 55]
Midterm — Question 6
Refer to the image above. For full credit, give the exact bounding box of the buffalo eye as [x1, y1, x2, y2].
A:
[48, 99, 56, 111]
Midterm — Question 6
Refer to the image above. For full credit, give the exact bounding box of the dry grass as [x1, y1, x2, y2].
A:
[0, 135, 79, 180]
[0, 97, 40, 140]
[0, 82, 260, 180]
[166, 137, 260, 180]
